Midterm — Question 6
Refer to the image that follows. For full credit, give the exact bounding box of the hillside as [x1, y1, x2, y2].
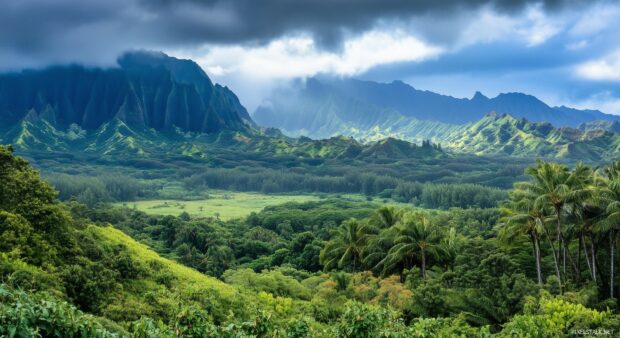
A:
[0, 145, 272, 335]
[443, 112, 620, 161]
[254, 78, 460, 143]
[0, 114, 444, 164]
[2, 145, 619, 336]
[254, 77, 619, 137]
[0, 51, 254, 134]
[579, 119, 620, 133]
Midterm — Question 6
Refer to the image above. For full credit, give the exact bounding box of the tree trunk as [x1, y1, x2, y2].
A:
[534, 233, 543, 285]
[582, 233, 595, 281]
[578, 232, 583, 283]
[421, 248, 426, 279]
[591, 234, 597, 282]
[556, 206, 564, 283]
[543, 226, 562, 293]
[565, 243, 580, 279]
[611, 229, 615, 299]
[563, 246, 566, 277]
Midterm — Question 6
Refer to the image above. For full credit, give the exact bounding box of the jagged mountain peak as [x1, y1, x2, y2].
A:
[0, 51, 254, 134]
[472, 91, 488, 101]
[118, 51, 213, 87]
[255, 76, 620, 132]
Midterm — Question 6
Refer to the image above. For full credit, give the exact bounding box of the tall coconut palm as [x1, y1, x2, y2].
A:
[563, 164, 597, 281]
[363, 226, 398, 274]
[566, 167, 605, 284]
[320, 219, 376, 272]
[381, 212, 444, 278]
[595, 162, 620, 298]
[370, 206, 403, 229]
[520, 161, 592, 283]
[499, 191, 549, 286]
[574, 202, 605, 283]
[440, 227, 460, 271]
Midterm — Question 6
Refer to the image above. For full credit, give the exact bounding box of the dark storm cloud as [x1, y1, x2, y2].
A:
[131, 0, 595, 48]
[0, 0, 599, 69]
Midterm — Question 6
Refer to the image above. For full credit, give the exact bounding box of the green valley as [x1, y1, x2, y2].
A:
[2, 50, 620, 338]
[3, 145, 620, 336]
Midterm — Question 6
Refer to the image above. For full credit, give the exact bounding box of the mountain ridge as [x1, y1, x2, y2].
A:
[253, 77, 620, 141]
[442, 112, 620, 161]
[0, 51, 254, 134]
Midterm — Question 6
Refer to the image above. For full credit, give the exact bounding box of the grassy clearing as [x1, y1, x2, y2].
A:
[116, 191, 320, 220]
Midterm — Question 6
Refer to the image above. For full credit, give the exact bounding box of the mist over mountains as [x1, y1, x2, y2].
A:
[254, 77, 620, 142]
[1, 51, 620, 161]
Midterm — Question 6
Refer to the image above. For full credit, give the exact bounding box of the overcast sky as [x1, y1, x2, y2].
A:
[1, 0, 620, 114]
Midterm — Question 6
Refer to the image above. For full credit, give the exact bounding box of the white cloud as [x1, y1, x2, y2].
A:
[455, 4, 564, 49]
[166, 30, 442, 110]
[576, 50, 620, 82]
[518, 6, 563, 47]
[570, 91, 620, 116]
[569, 3, 620, 37]
[173, 30, 442, 80]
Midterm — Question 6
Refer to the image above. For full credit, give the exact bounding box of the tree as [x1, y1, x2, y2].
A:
[381, 212, 444, 278]
[519, 161, 591, 287]
[369, 206, 402, 229]
[596, 161, 620, 299]
[320, 219, 376, 272]
[499, 188, 549, 286]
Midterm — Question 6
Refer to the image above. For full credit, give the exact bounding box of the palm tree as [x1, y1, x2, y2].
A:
[573, 202, 605, 283]
[499, 190, 548, 286]
[565, 167, 605, 284]
[440, 227, 459, 271]
[361, 207, 403, 273]
[370, 206, 403, 229]
[520, 161, 592, 283]
[595, 162, 620, 299]
[363, 226, 398, 274]
[381, 212, 444, 278]
[320, 219, 376, 272]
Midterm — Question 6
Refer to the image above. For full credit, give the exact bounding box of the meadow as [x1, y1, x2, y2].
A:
[115, 191, 321, 220]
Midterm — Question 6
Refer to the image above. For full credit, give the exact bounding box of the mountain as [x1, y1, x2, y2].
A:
[0, 115, 443, 163]
[442, 112, 620, 161]
[0, 51, 254, 134]
[2, 53, 619, 163]
[253, 77, 620, 141]
[579, 120, 620, 133]
[254, 78, 460, 144]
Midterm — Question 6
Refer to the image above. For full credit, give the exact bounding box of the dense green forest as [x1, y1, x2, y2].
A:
[30, 136, 518, 211]
[2, 143, 620, 336]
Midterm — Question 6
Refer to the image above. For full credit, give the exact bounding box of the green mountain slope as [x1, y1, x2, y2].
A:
[1, 117, 443, 162]
[0, 145, 320, 335]
[579, 120, 620, 133]
[254, 78, 459, 143]
[443, 113, 620, 161]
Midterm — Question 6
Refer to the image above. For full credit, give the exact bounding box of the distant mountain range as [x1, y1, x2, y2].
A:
[1, 52, 620, 162]
[0, 52, 444, 161]
[253, 77, 620, 142]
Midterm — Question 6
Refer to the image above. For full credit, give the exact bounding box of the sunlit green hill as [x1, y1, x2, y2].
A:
[443, 112, 620, 161]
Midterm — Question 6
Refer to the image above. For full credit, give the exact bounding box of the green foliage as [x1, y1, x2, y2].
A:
[4, 145, 620, 337]
[444, 113, 620, 161]
[500, 296, 619, 337]
[0, 284, 121, 337]
[223, 268, 312, 300]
